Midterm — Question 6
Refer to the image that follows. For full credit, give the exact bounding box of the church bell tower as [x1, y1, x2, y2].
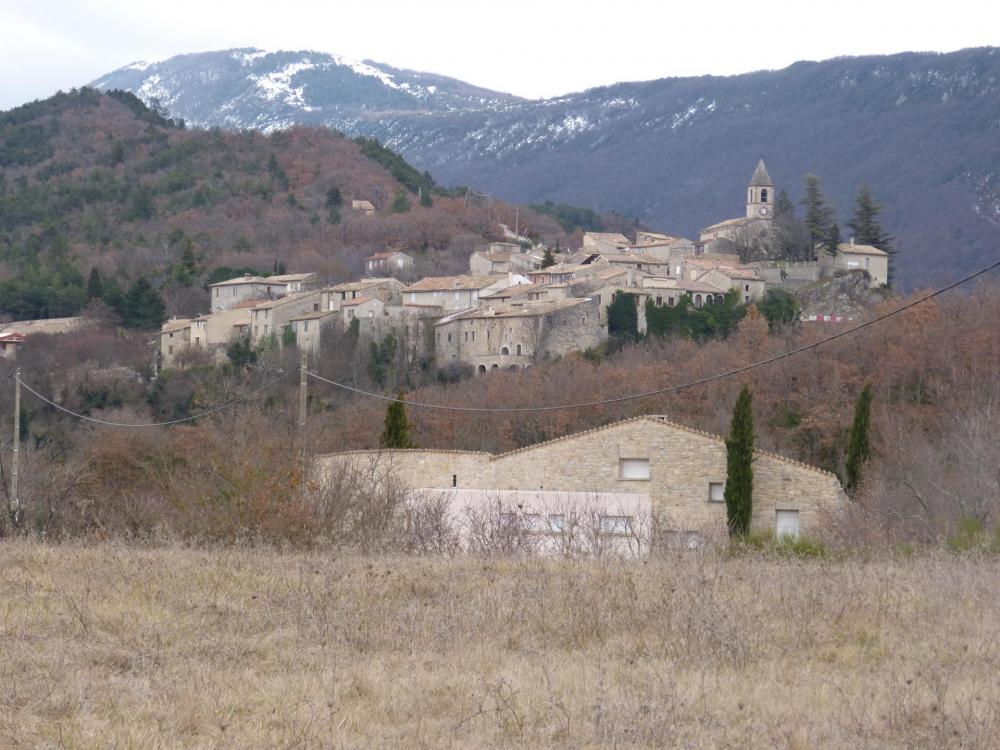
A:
[746, 159, 774, 219]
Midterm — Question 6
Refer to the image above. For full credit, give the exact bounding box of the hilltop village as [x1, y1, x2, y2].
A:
[157, 161, 891, 373]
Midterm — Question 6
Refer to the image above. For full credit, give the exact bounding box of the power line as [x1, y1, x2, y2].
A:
[305, 258, 1000, 414]
[16, 368, 295, 428]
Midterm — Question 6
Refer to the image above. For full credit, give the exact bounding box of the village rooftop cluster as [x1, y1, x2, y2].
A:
[158, 161, 890, 372]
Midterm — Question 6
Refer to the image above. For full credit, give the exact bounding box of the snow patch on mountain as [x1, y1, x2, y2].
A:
[249, 61, 318, 109]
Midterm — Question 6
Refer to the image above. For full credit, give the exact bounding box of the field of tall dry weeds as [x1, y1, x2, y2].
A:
[1, 542, 998, 749]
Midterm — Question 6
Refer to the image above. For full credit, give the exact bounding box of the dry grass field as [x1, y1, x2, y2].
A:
[1, 542, 998, 749]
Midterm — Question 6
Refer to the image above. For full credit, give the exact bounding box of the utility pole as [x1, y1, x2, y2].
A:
[299, 349, 308, 495]
[10, 367, 21, 528]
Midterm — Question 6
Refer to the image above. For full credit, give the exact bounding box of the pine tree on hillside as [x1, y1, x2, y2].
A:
[801, 174, 834, 260]
[119, 277, 166, 329]
[380, 395, 415, 449]
[390, 188, 411, 214]
[325, 186, 343, 208]
[847, 185, 896, 286]
[86, 268, 103, 301]
[724, 385, 755, 537]
[845, 383, 874, 495]
[541, 247, 556, 268]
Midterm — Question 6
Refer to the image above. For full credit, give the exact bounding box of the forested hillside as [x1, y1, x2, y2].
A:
[94, 46, 1000, 290]
[0, 89, 578, 322]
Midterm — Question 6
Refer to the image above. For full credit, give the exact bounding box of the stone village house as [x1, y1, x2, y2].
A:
[318, 416, 847, 551]
[435, 297, 604, 374]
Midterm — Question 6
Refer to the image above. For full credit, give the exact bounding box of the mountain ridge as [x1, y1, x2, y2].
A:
[91, 46, 1000, 289]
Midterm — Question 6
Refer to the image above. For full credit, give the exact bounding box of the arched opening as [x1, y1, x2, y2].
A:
[694, 294, 703, 307]
[761, 188, 769, 203]
[477, 365, 486, 375]
[500, 346, 510, 355]
[508, 365, 519, 372]
[705, 294, 714, 305]
[515, 344, 522, 356]
[490, 364, 499, 371]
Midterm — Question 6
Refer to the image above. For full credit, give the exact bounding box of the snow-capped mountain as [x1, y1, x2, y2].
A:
[91, 48, 521, 132]
[91, 47, 1000, 289]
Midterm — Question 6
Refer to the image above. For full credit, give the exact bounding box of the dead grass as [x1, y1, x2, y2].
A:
[1, 542, 998, 749]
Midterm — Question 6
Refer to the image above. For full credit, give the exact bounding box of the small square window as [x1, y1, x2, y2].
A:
[708, 482, 724, 503]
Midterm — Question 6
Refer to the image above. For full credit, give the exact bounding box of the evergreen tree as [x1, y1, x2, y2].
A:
[824, 222, 842, 256]
[119, 277, 166, 329]
[845, 383, 874, 495]
[226, 336, 257, 370]
[380, 395, 415, 449]
[724, 385, 755, 537]
[758, 289, 800, 330]
[847, 184, 896, 285]
[86, 267, 103, 301]
[327, 206, 341, 224]
[801, 174, 834, 259]
[607, 291, 639, 340]
[325, 186, 343, 208]
[419, 187, 433, 208]
[129, 185, 154, 221]
[390, 188, 411, 214]
[773, 189, 795, 220]
[541, 247, 556, 268]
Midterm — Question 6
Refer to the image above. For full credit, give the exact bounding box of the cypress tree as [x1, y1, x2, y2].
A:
[724, 385, 755, 537]
[801, 174, 834, 259]
[541, 247, 556, 268]
[380, 395, 414, 448]
[845, 383, 874, 495]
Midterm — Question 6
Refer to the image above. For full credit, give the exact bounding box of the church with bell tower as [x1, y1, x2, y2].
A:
[699, 159, 776, 244]
[746, 159, 774, 219]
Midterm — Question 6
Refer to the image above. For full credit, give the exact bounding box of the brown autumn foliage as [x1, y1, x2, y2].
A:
[0, 281, 997, 547]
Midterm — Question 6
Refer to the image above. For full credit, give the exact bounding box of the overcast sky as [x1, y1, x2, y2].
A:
[2, 0, 998, 110]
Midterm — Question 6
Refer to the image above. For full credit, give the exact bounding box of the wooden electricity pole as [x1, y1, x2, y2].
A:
[299, 349, 308, 494]
[10, 367, 21, 528]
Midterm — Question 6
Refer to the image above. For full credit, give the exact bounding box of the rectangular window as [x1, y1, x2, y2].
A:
[523, 514, 545, 532]
[452, 475, 457, 488]
[464, 331, 468, 342]
[471, 331, 475, 341]
[195, 337, 200, 345]
[547, 514, 567, 533]
[447, 332, 452, 343]
[865, 257, 871, 269]
[776, 509, 800, 540]
[708, 482, 724, 502]
[619, 458, 650, 480]
[600, 515, 632, 535]
[304, 321, 309, 332]
[167, 345, 173, 354]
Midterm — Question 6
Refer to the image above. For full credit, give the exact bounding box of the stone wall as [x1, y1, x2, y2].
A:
[316, 416, 847, 539]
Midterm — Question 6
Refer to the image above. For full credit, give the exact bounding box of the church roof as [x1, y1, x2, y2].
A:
[749, 159, 773, 186]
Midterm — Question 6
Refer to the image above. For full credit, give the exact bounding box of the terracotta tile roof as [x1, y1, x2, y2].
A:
[328, 278, 399, 292]
[160, 318, 194, 332]
[403, 274, 503, 292]
[341, 295, 380, 307]
[322, 414, 841, 480]
[289, 310, 338, 321]
[837, 243, 888, 257]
